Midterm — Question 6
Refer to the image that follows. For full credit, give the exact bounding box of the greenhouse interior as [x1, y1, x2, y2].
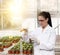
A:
[0, 0, 60, 55]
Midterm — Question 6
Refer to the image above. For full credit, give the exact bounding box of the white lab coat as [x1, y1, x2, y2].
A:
[29, 25, 56, 55]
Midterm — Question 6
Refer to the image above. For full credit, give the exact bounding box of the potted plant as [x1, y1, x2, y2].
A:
[0, 46, 4, 52]
[15, 47, 20, 54]
[27, 46, 33, 54]
[8, 42, 20, 54]
[15, 44, 20, 54]
[11, 48, 15, 54]
[23, 47, 27, 54]
[8, 50, 12, 54]
[22, 42, 27, 54]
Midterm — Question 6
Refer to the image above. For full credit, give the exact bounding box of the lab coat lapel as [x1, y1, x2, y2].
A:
[40, 25, 50, 33]
[39, 25, 50, 42]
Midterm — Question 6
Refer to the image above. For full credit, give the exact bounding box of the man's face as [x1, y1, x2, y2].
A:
[38, 16, 48, 27]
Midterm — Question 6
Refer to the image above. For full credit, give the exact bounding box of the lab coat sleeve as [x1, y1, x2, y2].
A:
[39, 29, 56, 50]
[29, 31, 40, 45]
[28, 31, 35, 39]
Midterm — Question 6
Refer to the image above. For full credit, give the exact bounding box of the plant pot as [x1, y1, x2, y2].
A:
[4, 45, 9, 48]
[23, 50, 27, 54]
[3, 46, 5, 48]
[8, 50, 12, 54]
[11, 50, 15, 54]
[15, 50, 20, 54]
[0, 48, 3, 52]
[18, 51, 20, 54]
[27, 50, 32, 54]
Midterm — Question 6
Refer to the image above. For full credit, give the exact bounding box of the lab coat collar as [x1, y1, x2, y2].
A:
[40, 25, 50, 33]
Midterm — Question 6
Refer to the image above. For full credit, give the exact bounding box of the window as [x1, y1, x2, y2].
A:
[0, 0, 37, 31]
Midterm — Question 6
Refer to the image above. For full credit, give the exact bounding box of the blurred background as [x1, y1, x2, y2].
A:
[0, 0, 60, 55]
